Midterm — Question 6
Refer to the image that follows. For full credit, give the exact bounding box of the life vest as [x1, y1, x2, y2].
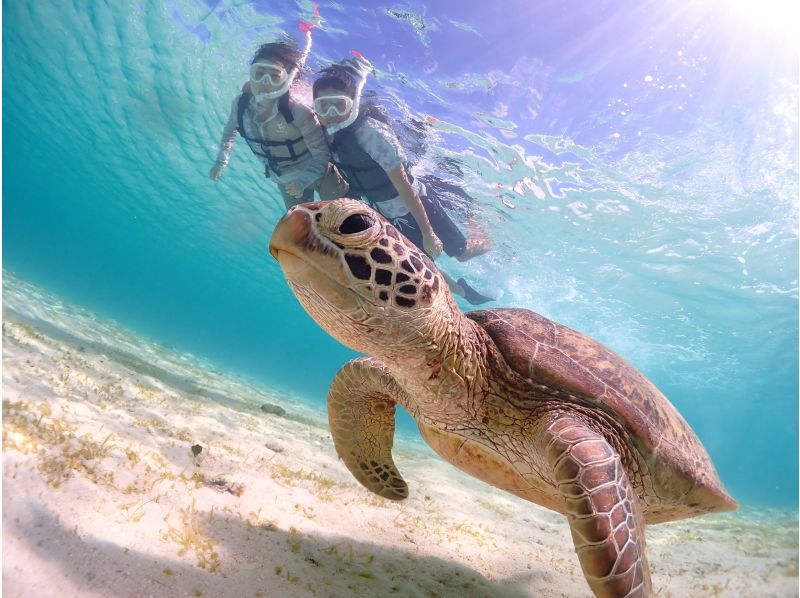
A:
[237, 92, 310, 177]
[327, 104, 411, 203]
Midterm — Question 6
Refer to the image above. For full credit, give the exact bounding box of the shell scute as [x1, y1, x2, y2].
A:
[532, 343, 607, 398]
[467, 308, 662, 424]
[466, 307, 736, 516]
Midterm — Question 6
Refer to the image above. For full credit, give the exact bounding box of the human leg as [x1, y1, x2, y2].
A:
[419, 190, 491, 261]
[441, 272, 494, 305]
[391, 214, 492, 305]
[457, 221, 492, 262]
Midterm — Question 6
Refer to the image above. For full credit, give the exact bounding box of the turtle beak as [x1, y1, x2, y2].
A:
[269, 208, 311, 260]
[269, 205, 363, 325]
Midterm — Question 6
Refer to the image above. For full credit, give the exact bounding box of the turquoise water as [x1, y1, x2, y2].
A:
[3, 0, 797, 514]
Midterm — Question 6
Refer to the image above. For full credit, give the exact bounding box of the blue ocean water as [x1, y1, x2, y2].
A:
[3, 0, 797, 514]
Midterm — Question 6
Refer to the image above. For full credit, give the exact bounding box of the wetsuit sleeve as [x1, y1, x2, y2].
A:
[213, 93, 242, 170]
[280, 102, 331, 191]
[354, 119, 407, 171]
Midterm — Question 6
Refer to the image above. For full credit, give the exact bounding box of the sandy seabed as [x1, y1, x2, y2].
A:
[2, 274, 798, 598]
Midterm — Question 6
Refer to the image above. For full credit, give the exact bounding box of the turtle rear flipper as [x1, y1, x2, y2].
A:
[541, 413, 652, 597]
[327, 357, 410, 501]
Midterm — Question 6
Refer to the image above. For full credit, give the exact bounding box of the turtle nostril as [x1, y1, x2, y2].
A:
[339, 213, 374, 234]
[269, 209, 311, 257]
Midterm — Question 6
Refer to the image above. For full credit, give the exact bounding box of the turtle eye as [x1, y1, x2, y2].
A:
[338, 213, 375, 234]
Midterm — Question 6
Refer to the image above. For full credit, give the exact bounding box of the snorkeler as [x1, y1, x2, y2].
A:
[210, 30, 345, 209]
[312, 56, 493, 305]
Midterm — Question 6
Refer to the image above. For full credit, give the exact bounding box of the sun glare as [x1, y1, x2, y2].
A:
[724, 0, 800, 44]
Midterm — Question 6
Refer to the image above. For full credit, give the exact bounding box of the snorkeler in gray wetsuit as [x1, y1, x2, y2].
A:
[312, 56, 493, 305]
[210, 31, 345, 209]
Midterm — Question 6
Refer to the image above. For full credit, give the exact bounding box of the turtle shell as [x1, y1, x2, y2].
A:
[467, 307, 736, 519]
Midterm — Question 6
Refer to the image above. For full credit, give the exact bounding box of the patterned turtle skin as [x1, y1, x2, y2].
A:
[269, 199, 737, 598]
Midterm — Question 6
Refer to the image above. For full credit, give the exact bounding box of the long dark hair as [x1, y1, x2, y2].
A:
[251, 38, 305, 70]
[312, 65, 361, 98]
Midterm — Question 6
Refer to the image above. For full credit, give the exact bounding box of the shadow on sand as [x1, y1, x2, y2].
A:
[5, 500, 549, 598]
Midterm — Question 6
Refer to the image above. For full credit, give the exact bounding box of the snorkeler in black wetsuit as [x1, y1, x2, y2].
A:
[312, 57, 493, 305]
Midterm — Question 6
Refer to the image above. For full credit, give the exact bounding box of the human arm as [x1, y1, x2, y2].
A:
[210, 87, 246, 180]
[280, 102, 331, 197]
[386, 164, 443, 258]
[353, 118, 442, 256]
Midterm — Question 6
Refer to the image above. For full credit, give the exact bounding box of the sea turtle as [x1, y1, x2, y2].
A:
[269, 199, 737, 597]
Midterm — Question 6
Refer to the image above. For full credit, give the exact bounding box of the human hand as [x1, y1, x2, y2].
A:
[423, 231, 443, 258]
[209, 163, 224, 181]
[284, 181, 303, 198]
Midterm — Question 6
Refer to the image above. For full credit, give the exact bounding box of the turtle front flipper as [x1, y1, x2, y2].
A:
[327, 357, 410, 501]
[540, 414, 652, 598]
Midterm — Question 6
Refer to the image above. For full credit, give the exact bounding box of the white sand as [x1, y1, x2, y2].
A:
[2, 277, 798, 597]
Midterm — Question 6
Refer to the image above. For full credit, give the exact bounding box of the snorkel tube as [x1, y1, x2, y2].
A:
[298, 21, 313, 66]
[320, 54, 374, 134]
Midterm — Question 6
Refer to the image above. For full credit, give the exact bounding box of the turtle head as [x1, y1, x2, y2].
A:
[269, 199, 455, 358]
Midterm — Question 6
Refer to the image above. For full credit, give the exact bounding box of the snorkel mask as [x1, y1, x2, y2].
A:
[314, 56, 372, 134]
[250, 28, 313, 103]
[313, 95, 354, 118]
[250, 62, 296, 101]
